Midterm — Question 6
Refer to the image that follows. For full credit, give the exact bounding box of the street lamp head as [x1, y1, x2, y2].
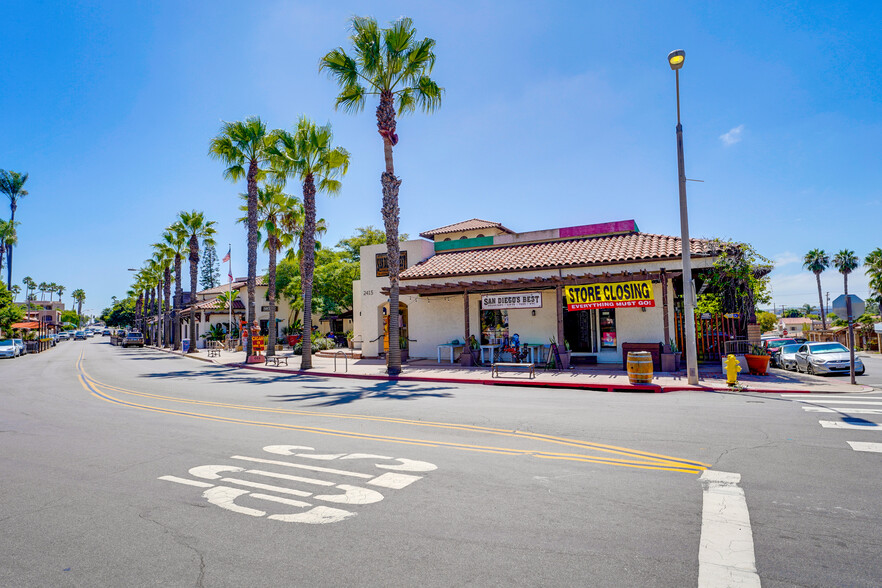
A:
[667, 49, 685, 70]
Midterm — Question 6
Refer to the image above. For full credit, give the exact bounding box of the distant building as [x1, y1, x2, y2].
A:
[16, 301, 64, 332]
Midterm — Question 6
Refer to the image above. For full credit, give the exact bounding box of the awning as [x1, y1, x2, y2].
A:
[10, 321, 40, 329]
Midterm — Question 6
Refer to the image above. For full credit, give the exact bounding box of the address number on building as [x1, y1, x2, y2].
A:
[565, 281, 655, 310]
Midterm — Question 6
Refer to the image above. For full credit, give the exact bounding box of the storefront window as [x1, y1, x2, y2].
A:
[599, 309, 616, 348]
[563, 308, 596, 352]
[480, 308, 509, 345]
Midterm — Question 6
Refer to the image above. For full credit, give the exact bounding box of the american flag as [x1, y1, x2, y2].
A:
[221, 247, 231, 263]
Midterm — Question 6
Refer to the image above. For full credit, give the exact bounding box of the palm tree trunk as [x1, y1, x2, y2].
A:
[246, 159, 258, 357]
[6, 204, 14, 289]
[174, 253, 183, 350]
[377, 90, 402, 376]
[267, 242, 277, 357]
[816, 272, 826, 330]
[188, 235, 199, 353]
[300, 175, 317, 370]
[164, 266, 171, 347]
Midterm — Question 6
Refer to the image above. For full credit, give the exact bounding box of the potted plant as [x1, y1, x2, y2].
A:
[661, 339, 682, 372]
[345, 329, 354, 349]
[399, 335, 409, 363]
[744, 344, 771, 375]
[459, 335, 479, 366]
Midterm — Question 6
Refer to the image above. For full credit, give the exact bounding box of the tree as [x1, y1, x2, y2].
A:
[336, 225, 408, 263]
[0, 170, 28, 288]
[803, 249, 830, 330]
[163, 222, 189, 350]
[268, 117, 349, 369]
[864, 248, 882, 316]
[71, 289, 86, 327]
[832, 250, 859, 384]
[0, 281, 24, 335]
[0, 219, 18, 278]
[698, 240, 772, 330]
[175, 211, 216, 353]
[321, 15, 443, 375]
[22, 276, 35, 318]
[152, 238, 177, 347]
[56, 284, 65, 303]
[756, 310, 777, 334]
[200, 242, 221, 290]
[209, 117, 273, 357]
[60, 309, 79, 326]
[10, 284, 20, 301]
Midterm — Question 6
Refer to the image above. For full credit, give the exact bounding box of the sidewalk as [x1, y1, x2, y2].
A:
[145, 346, 875, 394]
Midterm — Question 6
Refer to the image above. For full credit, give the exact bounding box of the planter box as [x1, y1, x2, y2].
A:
[557, 350, 571, 370]
[661, 352, 682, 372]
[459, 351, 474, 367]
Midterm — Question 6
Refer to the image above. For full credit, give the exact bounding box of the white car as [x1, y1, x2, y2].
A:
[0, 339, 19, 358]
[795, 342, 866, 376]
[777, 344, 802, 371]
[12, 338, 26, 355]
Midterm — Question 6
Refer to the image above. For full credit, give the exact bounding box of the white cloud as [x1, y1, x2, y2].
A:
[773, 251, 802, 268]
[720, 124, 744, 146]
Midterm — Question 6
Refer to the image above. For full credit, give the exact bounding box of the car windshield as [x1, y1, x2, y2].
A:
[810, 343, 848, 354]
[780, 344, 802, 354]
[0, 340, 13, 346]
[767, 340, 795, 349]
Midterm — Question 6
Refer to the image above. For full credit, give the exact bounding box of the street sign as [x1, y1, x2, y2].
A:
[831, 294, 864, 320]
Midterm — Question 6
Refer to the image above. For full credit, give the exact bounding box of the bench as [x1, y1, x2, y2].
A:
[264, 355, 289, 367]
[491, 362, 535, 379]
[207, 347, 221, 357]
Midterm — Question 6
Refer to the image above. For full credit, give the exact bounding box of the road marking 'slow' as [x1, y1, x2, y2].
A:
[802, 407, 882, 414]
[231, 455, 375, 478]
[847, 441, 882, 453]
[819, 420, 882, 430]
[367, 472, 423, 489]
[698, 471, 760, 588]
[159, 475, 213, 488]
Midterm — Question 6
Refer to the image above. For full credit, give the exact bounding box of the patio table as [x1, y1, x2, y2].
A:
[437, 343, 465, 363]
[479, 344, 500, 364]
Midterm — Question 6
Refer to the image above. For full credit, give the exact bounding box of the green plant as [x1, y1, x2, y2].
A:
[669, 339, 679, 353]
[748, 344, 768, 356]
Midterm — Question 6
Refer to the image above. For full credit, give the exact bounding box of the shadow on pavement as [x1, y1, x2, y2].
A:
[267, 380, 456, 407]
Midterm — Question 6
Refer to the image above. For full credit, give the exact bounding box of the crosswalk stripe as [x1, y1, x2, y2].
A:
[819, 420, 882, 430]
[794, 400, 882, 406]
[803, 407, 882, 414]
[847, 442, 882, 453]
[783, 395, 882, 399]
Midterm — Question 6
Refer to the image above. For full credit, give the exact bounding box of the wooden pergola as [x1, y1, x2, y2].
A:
[382, 269, 682, 356]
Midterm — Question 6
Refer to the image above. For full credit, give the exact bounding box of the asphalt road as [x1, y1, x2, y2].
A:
[2, 338, 881, 587]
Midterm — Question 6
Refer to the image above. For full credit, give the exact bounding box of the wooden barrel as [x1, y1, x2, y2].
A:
[627, 351, 654, 384]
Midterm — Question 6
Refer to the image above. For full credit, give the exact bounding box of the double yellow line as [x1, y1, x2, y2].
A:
[76, 350, 710, 474]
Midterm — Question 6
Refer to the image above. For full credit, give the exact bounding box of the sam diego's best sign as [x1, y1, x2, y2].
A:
[564, 281, 655, 310]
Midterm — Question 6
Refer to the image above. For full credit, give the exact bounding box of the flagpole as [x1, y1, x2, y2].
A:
[228, 243, 232, 348]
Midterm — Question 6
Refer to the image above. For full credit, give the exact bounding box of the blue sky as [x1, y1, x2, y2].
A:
[2, 0, 880, 316]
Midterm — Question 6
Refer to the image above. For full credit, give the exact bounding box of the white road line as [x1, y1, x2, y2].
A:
[793, 400, 882, 405]
[819, 420, 882, 430]
[246, 469, 336, 487]
[847, 442, 882, 453]
[802, 407, 882, 414]
[249, 493, 312, 508]
[219, 477, 313, 497]
[368, 472, 424, 489]
[698, 471, 760, 588]
[231, 455, 374, 478]
[158, 475, 214, 488]
[783, 394, 882, 399]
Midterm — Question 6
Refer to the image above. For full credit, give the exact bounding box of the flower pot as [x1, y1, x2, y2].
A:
[744, 354, 770, 375]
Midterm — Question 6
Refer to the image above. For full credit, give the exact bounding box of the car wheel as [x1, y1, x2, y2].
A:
[857, 369, 865, 376]
[806, 364, 814, 375]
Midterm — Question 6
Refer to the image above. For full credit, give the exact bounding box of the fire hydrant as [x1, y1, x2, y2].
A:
[725, 354, 742, 385]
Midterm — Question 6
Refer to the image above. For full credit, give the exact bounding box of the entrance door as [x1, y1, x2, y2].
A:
[563, 308, 596, 352]
[380, 302, 408, 354]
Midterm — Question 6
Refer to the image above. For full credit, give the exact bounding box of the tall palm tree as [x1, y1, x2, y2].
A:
[209, 117, 272, 357]
[239, 185, 300, 357]
[832, 250, 859, 384]
[153, 239, 177, 347]
[0, 170, 28, 288]
[269, 118, 349, 369]
[37, 282, 48, 301]
[56, 284, 65, 306]
[71, 288, 86, 327]
[176, 211, 217, 353]
[320, 16, 442, 375]
[22, 276, 35, 318]
[10, 284, 20, 301]
[803, 249, 830, 330]
[864, 248, 882, 317]
[163, 222, 189, 349]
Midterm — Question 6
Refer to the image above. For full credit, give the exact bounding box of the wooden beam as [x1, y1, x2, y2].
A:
[556, 285, 564, 346]
[661, 268, 670, 351]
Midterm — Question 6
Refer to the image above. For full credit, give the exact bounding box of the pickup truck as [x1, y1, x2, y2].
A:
[121, 332, 145, 348]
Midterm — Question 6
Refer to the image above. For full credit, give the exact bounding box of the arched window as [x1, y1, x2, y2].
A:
[443, 237, 451, 241]
[460, 236, 467, 240]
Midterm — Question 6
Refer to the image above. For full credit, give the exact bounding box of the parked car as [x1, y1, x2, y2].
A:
[103, 329, 111, 336]
[74, 331, 86, 340]
[776, 344, 803, 371]
[762, 338, 797, 367]
[794, 342, 865, 376]
[57, 331, 69, 341]
[0, 339, 20, 358]
[121, 331, 145, 348]
[11, 338, 26, 355]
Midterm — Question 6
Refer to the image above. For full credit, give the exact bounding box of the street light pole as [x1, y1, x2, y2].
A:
[669, 50, 699, 385]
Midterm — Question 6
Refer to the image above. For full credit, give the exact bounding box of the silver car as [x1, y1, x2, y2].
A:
[0, 339, 19, 358]
[795, 342, 865, 376]
[777, 344, 803, 371]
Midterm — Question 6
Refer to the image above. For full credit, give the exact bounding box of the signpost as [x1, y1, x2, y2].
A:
[831, 294, 864, 320]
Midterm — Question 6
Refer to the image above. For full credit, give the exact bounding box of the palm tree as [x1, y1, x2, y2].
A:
[864, 248, 882, 317]
[0, 170, 28, 288]
[0, 219, 18, 278]
[803, 249, 830, 330]
[56, 285, 65, 306]
[71, 289, 86, 327]
[10, 284, 20, 301]
[269, 118, 349, 369]
[163, 222, 189, 350]
[176, 211, 217, 353]
[209, 117, 272, 357]
[320, 16, 443, 375]
[832, 250, 859, 384]
[153, 238, 177, 347]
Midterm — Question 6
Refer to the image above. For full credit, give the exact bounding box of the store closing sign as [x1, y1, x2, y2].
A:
[564, 281, 655, 310]
[481, 292, 542, 310]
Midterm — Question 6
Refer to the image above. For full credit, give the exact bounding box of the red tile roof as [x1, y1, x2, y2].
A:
[419, 218, 514, 239]
[400, 233, 713, 280]
[198, 282, 245, 296]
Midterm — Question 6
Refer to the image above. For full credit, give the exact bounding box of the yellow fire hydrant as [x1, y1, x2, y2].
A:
[725, 354, 742, 385]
